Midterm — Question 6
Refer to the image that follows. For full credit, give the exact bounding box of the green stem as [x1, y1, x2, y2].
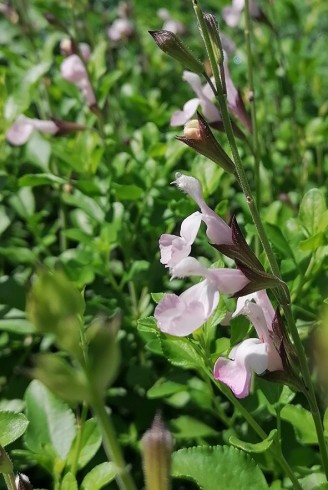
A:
[283, 306, 328, 478]
[3, 474, 16, 490]
[89, 387, 137, 490]
[193, 0, 328, 481]
[70, 402, 88, 476]
[213, 380, 302, 489]
[244, 0, 261, 255]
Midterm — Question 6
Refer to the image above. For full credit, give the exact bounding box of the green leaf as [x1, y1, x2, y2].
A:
[265, 223, 296, 261]
[229, 429, 277, 454]
[172, 445, 269, 489]
[280, 405, 317, 444]
[24, 380, 76, 460]
[60, 472, 78, 490]
[160, 336, 204, 371]
[299, 232, 324, 252]
[171, 416, 217, 439]
[81, 462, 118, 490]
[19, 173, 66, 188]
[0, 319, 35, 334]
[299, 189, 326, 237]
[0, 411, 29, 447]
[147, 380, 186, 399]
[67, 419, 102, 470]
[113, 183, 144, 200]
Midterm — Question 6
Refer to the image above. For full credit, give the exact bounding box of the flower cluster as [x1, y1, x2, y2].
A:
[154, 173, 283, 398]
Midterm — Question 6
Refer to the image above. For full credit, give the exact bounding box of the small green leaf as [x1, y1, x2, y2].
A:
[19, 173, 67, 188]
[171, 416, 217, 439]
[24, 380, 76, 460]
[172, 445, 269, 489]
[229, 429, 277, 454]
[0, 412, 29, 447]
[161, 336, 204, 371]
[280, 405, 317, 444]
[0, 319, 35, 334]
[81, 462, 118, 490]
[147, 380, 186, 399]
[60, 472, 78, 490]
[299, 189, 326, 237]
[299, 232, 324, 252]
[67, 419, 102, 470]
[113, 183, 143, 200]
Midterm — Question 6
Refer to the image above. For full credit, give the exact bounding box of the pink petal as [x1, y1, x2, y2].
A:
[170, 257, 207, 279]
[199, 98, 221, 123]
[162, 19, 185, 35]
[207, 268, 249, 295]
[155, 280, 219, 336]
[180, 211, 202, 244]
[182, 71, 204, 99]
[6, 116, 34, 145]
[107, 19, 134, 41]
[61, 55, 96, 106]
[159, 234, 190, 267]
[222, 6, 242, 27]
[214, 338, 268, 398]
[234, 300, 270, 342]
[170, 98, 200, 126]
[255, 290, 275, 330]
[31, 119, 58, 134]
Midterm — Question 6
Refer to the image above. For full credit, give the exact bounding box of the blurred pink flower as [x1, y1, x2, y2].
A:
[157, 8, 185, 35]
[214, 291, 283, 398]
[60, 54, 96, 107]
[6, 115, 58, 145]
[60, 38, 91, 62]
[223, 0, 261, 27]
[107, 18, 134, 41]
[155, 257, 249, 336]
[173, 173, 233, 245]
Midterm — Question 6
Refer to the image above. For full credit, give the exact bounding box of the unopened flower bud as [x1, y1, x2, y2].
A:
[149, 30, 203, 74]
[0, 446, 13, 474]
[15, 473, 33, 490]
[203, 12, 223, 65]
[142, 413, 173, 490]
[184, 119, 201, 140]
[177, 112, 235, 174]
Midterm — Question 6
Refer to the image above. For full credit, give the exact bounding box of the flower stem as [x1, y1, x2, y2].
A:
[244, 0, 261, 255]
[214, 380, 302, 490]
[70, 402, 88, 476]
[89, 388, 137, 490]
[3, 474, 16, 490]
[193, 0, 328, 480]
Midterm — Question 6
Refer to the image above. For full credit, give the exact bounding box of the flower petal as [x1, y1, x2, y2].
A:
[155, 280, 219, 336]
[159, 234, 191, 267]
[182, 71, 204, 98]
[214, 338, 268, 398]
[180, 211, 202, 244]
[207, 268, 249, 295]
[170, 257, 207, 279]
[170, 98, 200, 126]
[199, 97, 221, 123]
[6, 116, 34, 145]
[61, 55, 96, 106]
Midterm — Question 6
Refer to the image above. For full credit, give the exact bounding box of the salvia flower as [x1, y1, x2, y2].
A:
[155, 257, 249, 336]
[60, 54, 96, 107]
[6, 115, 86, 146]
[173, 173, 233, 245]
[213, 290, 283, 398]
[223, 0, 261, 28]
[107, 18, 134, 42]
[60, 38, 91, 61]
[157, 8, 185, 35]
[6, 115, 58, 145]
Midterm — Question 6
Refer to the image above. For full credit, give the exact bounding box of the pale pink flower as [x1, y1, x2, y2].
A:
[173, 173, 233, 245]
[157, 8, 185, 35]
[155, 257, 249, 336]
[171, 62, 251, 132]
[107, 18, 134, 42]
[170, 71, 221, 127]
[214, 291, 283, 398]
[60, 54, 96, 107]
[6, 115, 58, 146]
[223, 0, 261, 28]
[60, 38, 91, 62]
[159, 212, 202, 268]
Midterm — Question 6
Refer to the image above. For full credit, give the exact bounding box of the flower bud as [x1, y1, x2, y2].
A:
[203, 12, 223, 65]
[177, 112, 235, 174]
[183, 119, 201, 140]
[142, 413, 173, 490]
[149, 30, 203, 74]
[15, 473, 33, 490]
